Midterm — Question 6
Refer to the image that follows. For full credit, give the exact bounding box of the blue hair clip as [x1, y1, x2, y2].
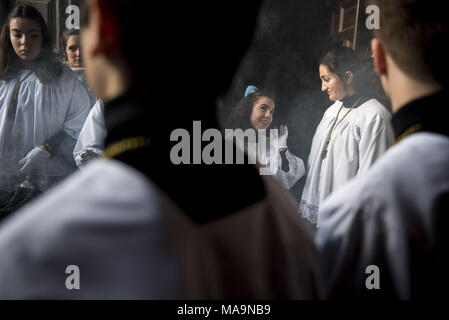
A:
[244, 85, 259, 97]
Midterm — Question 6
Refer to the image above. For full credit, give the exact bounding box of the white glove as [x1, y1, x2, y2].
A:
[19, 146, 51, 174]
[278, 125, 288, 151]
[76, 149, 102, 167]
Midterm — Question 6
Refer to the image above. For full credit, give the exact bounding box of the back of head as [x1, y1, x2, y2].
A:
[373, 0, 449, 87]
[81, 0, 261, 108]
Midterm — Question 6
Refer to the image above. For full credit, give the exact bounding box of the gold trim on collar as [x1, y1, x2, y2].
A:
[103, 136, 151, 159]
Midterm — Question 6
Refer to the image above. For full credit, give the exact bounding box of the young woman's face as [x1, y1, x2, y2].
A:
[250, 96, 275, 130]
[66, 35, 83, 68]
[9, 18, 43, 61]
[319, 64, 347, 102]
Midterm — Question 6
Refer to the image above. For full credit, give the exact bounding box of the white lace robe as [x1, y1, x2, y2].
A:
[300, 98, 394, 224]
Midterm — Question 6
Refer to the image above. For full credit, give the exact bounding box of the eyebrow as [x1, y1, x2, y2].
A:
[260, 104, 274, 111]
[11, 28, 40, 33]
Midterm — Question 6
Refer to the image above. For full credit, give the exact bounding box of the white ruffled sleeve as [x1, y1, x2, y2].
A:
[275, 150, 305, 189]
[73, 100, 106, 167]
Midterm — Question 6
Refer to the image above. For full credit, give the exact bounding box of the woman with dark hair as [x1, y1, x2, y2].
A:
[60, 29, 82, 68]
[60, 28, 96, 107]
[225, 85, 305, 189]
[300, 47, 394, 227]
[0, 5, 91, 214]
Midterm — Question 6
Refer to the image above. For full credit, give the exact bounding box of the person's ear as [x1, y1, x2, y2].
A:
[372, 38, 387, 76]
[344, 71, 354, 87]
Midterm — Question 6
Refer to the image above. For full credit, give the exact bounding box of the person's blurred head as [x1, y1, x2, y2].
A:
[226, 88, 275, 131]
[61, 29, 83, 68]
[319, 47, 362, 102]
[80, 0, 261, 111]
[371, 0, 448, 108]
[0, 5, 52, 74]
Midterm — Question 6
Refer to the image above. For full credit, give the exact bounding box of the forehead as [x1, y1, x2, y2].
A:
[319, 64, 332, 76]
[9, 18, 41, 32]
[255, 96, 275, 109]
[67, 35, 81, 46]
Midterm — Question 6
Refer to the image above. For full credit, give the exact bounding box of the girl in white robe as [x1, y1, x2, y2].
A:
[300, 47, 394, 226]
[225, 86, 305, 189]
[0, 5, 91, 199]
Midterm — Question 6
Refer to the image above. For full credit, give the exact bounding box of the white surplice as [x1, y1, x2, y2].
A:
[0, 66, 92, 191]
[73, 100, 106, 167]
[300, 98, 394, 225]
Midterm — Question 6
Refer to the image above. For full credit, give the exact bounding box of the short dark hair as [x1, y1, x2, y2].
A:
[0, 5, 53, 76]
[80, 0, 262, 101]
[373, 0, 449, 86]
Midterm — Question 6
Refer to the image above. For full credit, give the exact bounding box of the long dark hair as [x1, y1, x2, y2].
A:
[0, 5, 62, 82]
[225, 89, 275, 131]
[319, 46, 376, 97]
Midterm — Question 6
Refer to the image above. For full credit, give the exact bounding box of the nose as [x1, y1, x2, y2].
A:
[20, 35, 28, 46]
[265, 111, 273, 123]
[75, 48, 81, 57]
[321, 81, 328, 92]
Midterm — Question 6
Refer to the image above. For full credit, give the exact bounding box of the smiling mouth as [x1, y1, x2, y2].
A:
[260, 120, 270, 126]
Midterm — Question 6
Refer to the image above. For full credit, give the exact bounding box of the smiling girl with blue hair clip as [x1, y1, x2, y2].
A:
[225, 85, 305, 189]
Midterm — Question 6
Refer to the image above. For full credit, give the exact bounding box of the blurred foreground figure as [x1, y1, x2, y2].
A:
[316, 0, 449, 299]
[0, 0, 321, 299]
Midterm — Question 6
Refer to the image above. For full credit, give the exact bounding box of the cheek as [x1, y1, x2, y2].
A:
[250, 110, 259, 125]
[30, 37, 42, 55]
[330, 80, 342, 94]
[10, 37, 20, 50]
[253, 110, 263, 120]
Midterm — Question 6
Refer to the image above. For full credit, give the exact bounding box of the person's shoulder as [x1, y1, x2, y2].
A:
[0, 160, 163, 251]
[350, 98, 391, 129]
[358, 98, 391, 119]
[0, 159, 189, 298]
[319, 132, 449, 227]
[260, 174, 313, 238]
[322, 101, 342, 118]
[57, 63, 80, 83]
